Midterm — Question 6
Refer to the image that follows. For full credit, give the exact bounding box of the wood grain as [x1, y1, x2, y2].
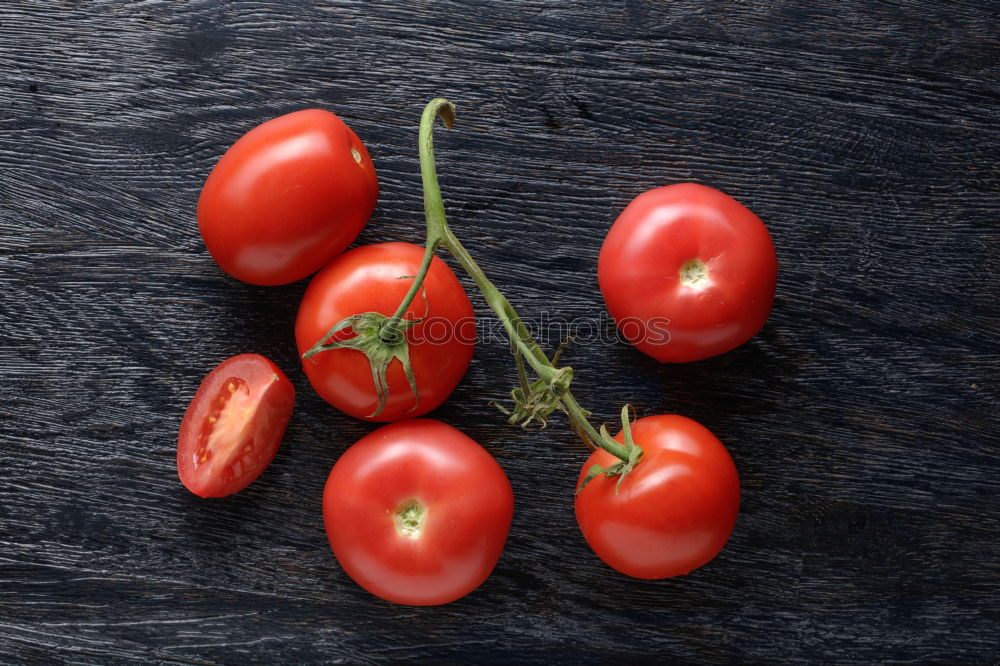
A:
[1, 0, 997, 662]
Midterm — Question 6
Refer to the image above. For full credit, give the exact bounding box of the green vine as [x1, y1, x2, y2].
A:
[304, 98, 642, 481]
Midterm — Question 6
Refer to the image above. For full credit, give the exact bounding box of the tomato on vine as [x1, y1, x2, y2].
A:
[574, 412, 740, 579]
[384, 100, 753, 580]
[599, 183, 777, 363]
[295, 242, 475, 421]
[305, 99, 753, 592]
[198, 109, 378, 286]
[322, 419, 513, 606]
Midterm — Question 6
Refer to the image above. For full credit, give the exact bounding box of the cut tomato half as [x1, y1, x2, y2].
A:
[177, 354, 295, 498]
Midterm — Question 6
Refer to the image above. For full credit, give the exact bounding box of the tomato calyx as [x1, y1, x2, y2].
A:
[494, 344, 574, 428]
[577, 405, 644, 495]
[679, 258, 710, 289]
[302, 288, 429, 418]
[394, 499, 426, 538]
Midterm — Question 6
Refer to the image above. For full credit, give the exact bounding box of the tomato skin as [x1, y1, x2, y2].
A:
[295, 242, 475, 422]
[574, 414, 739, 579]
[598, 183, 777, 363]
[198, 109, 378, 286]
[323, 419, 513, 606]
[177, 354, 295, 498]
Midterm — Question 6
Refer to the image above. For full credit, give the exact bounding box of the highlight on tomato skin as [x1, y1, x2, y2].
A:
[197, 109, 379, 286]
[322, 419, 514, 606]
[176, 354, 295, 498]
[598, 182, 777, 363]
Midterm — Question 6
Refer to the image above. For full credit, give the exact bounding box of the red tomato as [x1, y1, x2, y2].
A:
[574, 414, 739, 579]
[295, 242, 475, 421]
[198, 109, 378, 286]
[323, 419, 513, 605]
[177, 354, 295, 498]
[598, 183, 777, 362]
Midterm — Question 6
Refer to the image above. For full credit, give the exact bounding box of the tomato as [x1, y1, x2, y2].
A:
[198, 109, 378, 286]
[322, 419, 513, 605]
[598, 183, 777, 363]
[574, 414, 739, 579]
[295, 242, 475, 421]
[177, 354, 295, 498]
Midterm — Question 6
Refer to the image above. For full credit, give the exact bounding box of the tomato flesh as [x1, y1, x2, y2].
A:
[575, 414, 740, 579]
[177, 354, 295, 498]
[322, 419, 513, 605]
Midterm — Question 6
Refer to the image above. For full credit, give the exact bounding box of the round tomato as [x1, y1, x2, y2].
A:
[295, 242, 475, 421]
[598, 183, 777, 363]
[323, 419, 513, 605]
[198, 109, 378, 286]
[574, 414, 739, 579]
[177, 354, 295, 498]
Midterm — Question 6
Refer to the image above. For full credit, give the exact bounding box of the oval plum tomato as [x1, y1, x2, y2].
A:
[323, 419, 513, 605]
[177, 354, 295, 498]
[198, 109, 378, 286]
[295, 242, 475, 421]
[574, 414, 739, 579]
[598, 183, 777, 363]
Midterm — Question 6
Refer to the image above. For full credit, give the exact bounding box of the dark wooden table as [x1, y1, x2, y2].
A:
[2, 2, 997, 663]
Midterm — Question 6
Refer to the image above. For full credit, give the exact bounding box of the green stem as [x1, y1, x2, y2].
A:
[381, 239, 439, 343]
[441, 228, 555, 381]
[417, 101, 554, 381]
[378, 99, 456, 342]
[417, 98, 631, 464]
[561, 392, 628, 459]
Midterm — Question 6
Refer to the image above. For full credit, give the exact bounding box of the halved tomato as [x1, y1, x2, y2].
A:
[177, 354, 295, 498]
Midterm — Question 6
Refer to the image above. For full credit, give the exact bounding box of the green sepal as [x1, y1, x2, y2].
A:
[620, 404, 636, 449]
[576, 404, 645, 496]
[495, 365, 574, 429]
[611, 404, 644, 494]
[577, 463, 609, 494]
[599, 423, 613, 447]
[495, 345, 575, 429]
[302, 309, 425, 418]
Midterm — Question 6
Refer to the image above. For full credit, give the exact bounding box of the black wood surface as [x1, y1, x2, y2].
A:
[2, 1, 998, 663]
